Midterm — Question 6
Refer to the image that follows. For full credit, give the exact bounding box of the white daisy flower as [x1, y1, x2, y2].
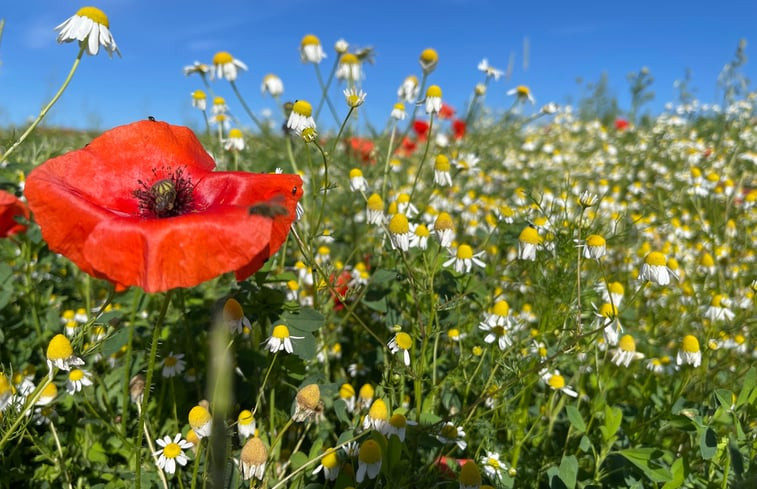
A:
[154, 434, 192, 475]
[55, 6, 120, 57]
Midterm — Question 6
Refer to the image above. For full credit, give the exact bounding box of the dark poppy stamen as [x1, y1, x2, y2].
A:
[133, 167, 194, 218]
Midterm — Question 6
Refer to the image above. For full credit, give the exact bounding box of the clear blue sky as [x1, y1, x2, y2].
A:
[1, 0, 755, 131]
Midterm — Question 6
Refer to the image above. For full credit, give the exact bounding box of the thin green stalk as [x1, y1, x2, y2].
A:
[121, 289, 144, 435]
[135, 290, 174, 489]
[1, 45, 85, 163]
[251, 352, 279, 417]
[0, 376, 52, 450]
[329, 106, 356, 155]
[229, 80, 266, 134]
[381, 121, 398, 202]
[408, 115, 435, 203]
[190, 439, 205, 489]
[313, 62, 340, 125]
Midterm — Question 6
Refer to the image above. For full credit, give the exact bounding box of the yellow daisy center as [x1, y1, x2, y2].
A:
[618, 335, 636, 352]
[519, 226, 543, 245]
[389, 413, 407, 428]
[349, 168, 364, 179]
[213, 96, 226, 105]
[366, 193, 384, 211]
[358, 440, 381, 464]
[77, 7, 109, 27]
[586, 234, 606, 247]
[41, 382, 58, 399]
[645, 251, 667, 266]
[359, 383, 375, 399]
[0, 374, 11, 395]
[293, 100, 313, 117]
[228, 128, 243, 139]
[272, 325, 291, 340]
[213, 51, 233, 65]
[47, 334, 74, 361]
[238, 409, 254, 425]
[548, 374, 566, 390]
[516, 85, 531, 96]
[434, 154, 450, 171]
[435, 212, 454, 230]
[322, 449, 339, 469]
[420, 48, 438, 64]
[492, 300, 510, 316]
[682, 335, 700, 353]
[440, 424, 458, 438]
[711, 294, 726, 307]
[69, 369, 85, 381]
[368, 399, 389, 421]
[414, 224, 430, 237]
[300, 34, 321, 47]
[163, 442, 181, 459]
[393, 102, 405, 112]
[599, 303, 618, 319]
[388, 213, 410, 234]
[395, 332, 413, 350]
[456, 244, 474, 259]
[340, 53, 358, 64]
[426, 85, 442, 98]
[608, 282, 624, 294]
[188, 406, 211, 428]
[339, 383, 355, 399]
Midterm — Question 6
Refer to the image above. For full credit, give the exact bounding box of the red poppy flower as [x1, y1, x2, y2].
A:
[395, 136, 417, 157]
[412, 120, 430, 141]
[614, 118, 629, 131]
[24, 120, 303, 293]
[438, 103, 456, 120]
[347, 136, 375, 164]
[329, 269, 352, 310]
[452, 119, 466, 140]
[0, 190, 30, 238]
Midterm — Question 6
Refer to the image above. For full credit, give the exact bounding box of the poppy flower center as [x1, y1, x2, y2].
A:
[133, 167, 194, 218]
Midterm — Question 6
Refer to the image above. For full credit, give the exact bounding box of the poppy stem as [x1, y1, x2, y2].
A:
[1, 45, 85, 164]
[135, 290, 174, 489]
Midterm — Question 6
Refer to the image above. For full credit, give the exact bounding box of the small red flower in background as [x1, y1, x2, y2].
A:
[614, 118, 629, 131]
[347, 136, 375, 164]
[438, 103, 456, 120]
[329, 269, 352, 310]
[0, 190, 30, 238]
[395, 136, 417, 157]
[412, 120, 430, 142]
[25, 120, 303, 293]
[452, 119, 466, 140]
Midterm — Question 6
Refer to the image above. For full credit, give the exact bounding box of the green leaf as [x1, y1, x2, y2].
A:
[370, 269, 398, 285]
[334, 399, 350, 424]
[289, 451, 308, 470]
[87, 442, 108, 464]
[281, 307, 324, 332]
[713, 389, 734, 409]
[736, 367, 756, 407]
[566, 405, 586, 433]
[617, 448, 672, 483]
[101, 326, 130, 358]
[661, 457, 685, 489]
[336, 430, 355, 446]
[579, 435, 592, 453]
[699, 427, 717, 460]
[558, 455, 578, 489]
[729, 439, 744, 476]
[600, 405, 622, 442]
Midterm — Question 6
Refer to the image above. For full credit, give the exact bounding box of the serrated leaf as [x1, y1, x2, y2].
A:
[566, 405, 586, 433]
[699, 427, 717, 460]
[617, 448, 672, 483]
[87, 441, 108, 463]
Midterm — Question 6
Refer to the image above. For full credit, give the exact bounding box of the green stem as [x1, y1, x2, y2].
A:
[408, 115, 435, 203]
[229, 80, 265, 134]
[135, 290, 174, 489]
[252, 352, 278, 417]
[313, 62, 340, 126]
[1, 45, 85, 163]
[121, 289, 143, 435]
[381, 122, 398, 203]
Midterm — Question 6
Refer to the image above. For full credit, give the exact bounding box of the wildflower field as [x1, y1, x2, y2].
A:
[1, 7, 756, 489]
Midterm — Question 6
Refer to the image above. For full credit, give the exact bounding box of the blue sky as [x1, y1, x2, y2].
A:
[1, 0, 755, 131]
